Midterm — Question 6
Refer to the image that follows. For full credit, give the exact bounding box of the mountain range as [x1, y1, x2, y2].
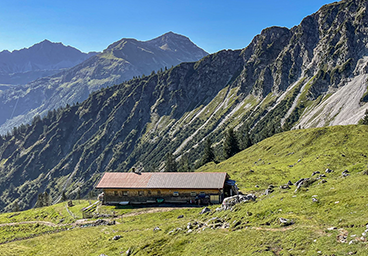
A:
[0, 32, 208, 134]
[1, 0, 368, 211]
[0, 40, 97, 85]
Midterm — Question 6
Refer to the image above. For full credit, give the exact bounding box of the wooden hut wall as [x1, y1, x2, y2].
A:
[103, 188, 221, 204]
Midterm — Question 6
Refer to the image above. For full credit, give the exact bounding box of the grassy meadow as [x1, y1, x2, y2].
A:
[1, 125, 368, 255]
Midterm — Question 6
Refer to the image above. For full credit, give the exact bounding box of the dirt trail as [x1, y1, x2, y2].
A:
[0, 221, 58, 227]
[0, 207, 184, 228]
[122, 207, 185, 217]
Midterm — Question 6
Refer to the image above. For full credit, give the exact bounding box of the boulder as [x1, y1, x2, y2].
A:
[325, 168, 334, 173]
[312, 171, 320, 176]
[207, 217, 223, 224]
[342, 172, 350, 177]
[177, 215, 184, 219]
[265, 188, 274, 195]
[153, 227, 161, 231]
[280, 185, 290, 189]
[200, 207, 211, 214]
[112, 235, 122, 240]
[279, 217, 294, 226]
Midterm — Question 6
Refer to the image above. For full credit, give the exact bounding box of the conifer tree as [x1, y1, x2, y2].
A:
[35, 193, 44, 208]
[359, 109, 368, 125]
[223, 128, 240, 159]
[165, 152, 177, 172]
[12, 201, 20, 212]
[201, 138, 215, 166]
[178, 154, 191, 172]
[43, 192, 50, 206]
[61, 191, 67, 202]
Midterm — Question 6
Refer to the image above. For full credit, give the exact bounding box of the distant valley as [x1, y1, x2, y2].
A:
[0, 32, 208, 134]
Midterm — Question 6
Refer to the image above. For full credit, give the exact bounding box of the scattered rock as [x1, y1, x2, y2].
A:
[153, 227, 161, 231]
[112, 235, 122, 240]
[265, 188, 274, 195]
[337, 229, 348, 243]
[287, 180, 293, 186]
[99, 254, 108, 256]
[207, 217, 223, 225]
[255, 185, 260, 188]
[318, 179, 327, 185]
[221, 194, 257, 210]
[288, 165, 294, 168]
[279, 218, 294, 226]
[298, 159, 301, 162]
[348, 252, 357, 255]
[325, 168, 334, 173]
[312, 198, 319, 203]
[319, 174, 326, 178]
[249, 170, 254, 173]
[92, 219, 115, 226]
[200, 207, 211, 214]
[362, 170, 368, 175]
[327, 227, 337, 231]
[126, 248, 132, 256]
[280, 185, 290, 189]
[312, 171, 320, 176]
[342, 170, 350, 177]
[177, 215, 184, 219]
[187, 223, 192, 229]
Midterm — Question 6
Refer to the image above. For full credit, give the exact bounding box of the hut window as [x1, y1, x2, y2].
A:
[118, 191, 122, 196]
[123, 191, 128, 196]
[173, 192, 179, 197]
[190, 192, 197, 196]
[138, 191, 144, 196]
[157, 190, 161, 195]
[114, 191, 118, 196]
[147, 190, 151, 195]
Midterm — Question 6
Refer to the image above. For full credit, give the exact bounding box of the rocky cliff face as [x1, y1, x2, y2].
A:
[0, 40, 97, 85]
[0, 32, 208, 134]
[1, 0, 368, 211]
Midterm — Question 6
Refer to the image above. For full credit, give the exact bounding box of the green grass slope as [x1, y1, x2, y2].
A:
[1, 125, 368, 255]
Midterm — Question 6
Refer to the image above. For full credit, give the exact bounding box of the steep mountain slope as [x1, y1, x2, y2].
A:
[2, 0, 368, 211]
[0, 40, 97, 85]
[0, 32, 208, 134]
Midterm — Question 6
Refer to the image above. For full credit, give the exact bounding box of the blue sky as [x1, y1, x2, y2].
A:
[0, 0, 336, 54]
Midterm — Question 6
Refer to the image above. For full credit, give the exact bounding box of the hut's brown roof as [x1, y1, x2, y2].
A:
[96, 172, 228, 189]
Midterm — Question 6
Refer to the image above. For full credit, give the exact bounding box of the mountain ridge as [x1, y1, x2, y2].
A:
[0, 40, 97, 85]
[0, 32, 208, 135]
[1, 0, 368, 211]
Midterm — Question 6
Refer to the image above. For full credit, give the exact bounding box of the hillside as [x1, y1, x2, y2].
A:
[2, 0, 368, 211]
[0, 32, 208, 134]
[0, 125, 368, 255]
[0, 40, 97, 85]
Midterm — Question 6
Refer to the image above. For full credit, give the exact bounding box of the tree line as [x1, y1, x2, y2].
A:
[164, 126, 253, 172]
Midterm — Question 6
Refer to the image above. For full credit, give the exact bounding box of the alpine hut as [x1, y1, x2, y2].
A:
[95, 172, 237, 205]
